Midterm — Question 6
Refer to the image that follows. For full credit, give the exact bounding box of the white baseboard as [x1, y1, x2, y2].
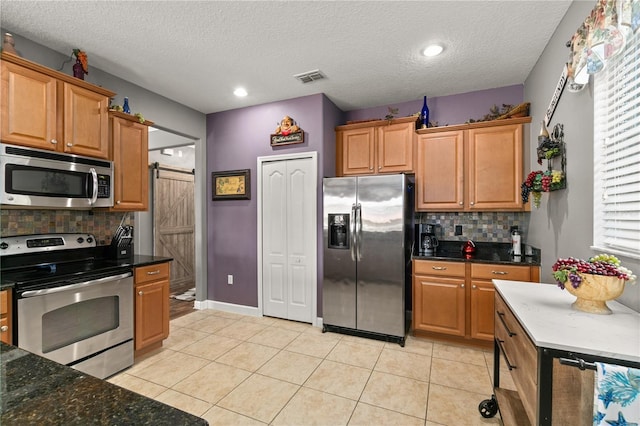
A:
[194, 299, 260, 317]
[194, 299, 324, 327]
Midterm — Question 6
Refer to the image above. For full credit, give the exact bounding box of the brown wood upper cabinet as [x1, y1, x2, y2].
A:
[107, 111, 153, 211]
[416, 117, 531, 211]
[336, 116, 416, 176]
[1, 52, 115, 159]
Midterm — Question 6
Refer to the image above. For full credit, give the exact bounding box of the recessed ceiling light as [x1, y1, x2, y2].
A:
[423, 44, 443, 57]
[234, 87, 248, 97]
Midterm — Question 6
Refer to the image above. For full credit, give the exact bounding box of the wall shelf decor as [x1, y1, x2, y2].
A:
[522, 123, 567, 208]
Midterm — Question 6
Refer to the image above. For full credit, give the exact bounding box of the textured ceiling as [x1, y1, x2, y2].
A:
[1, 1, 573, 114]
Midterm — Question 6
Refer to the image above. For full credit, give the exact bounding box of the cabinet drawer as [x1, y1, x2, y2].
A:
[1, 290, 8, 314]
[414, 260, 465, 277]
[495, 293, 537, 424]
[135, 262, 170, 285]
[472, 263, 531, 281]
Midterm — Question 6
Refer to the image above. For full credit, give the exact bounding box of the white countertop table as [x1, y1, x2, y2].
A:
[493, 280, 640, 364]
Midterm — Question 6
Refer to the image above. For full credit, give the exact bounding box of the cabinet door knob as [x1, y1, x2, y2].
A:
[378, 166, 382, 170]
[66, 142, 73, 147]
[459, 201, 463, 205]
[0, 325, 8, 332]
[472, 285, 477, 289]
[470, 201, 475, 205]
[138, 291, 143, 296]
[369, 167, 373, 170]
[117, 201, 121, 204]
[50, 139, 58, 144]
[460, 284, 465, 288]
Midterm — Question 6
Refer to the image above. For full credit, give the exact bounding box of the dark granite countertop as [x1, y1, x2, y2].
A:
[128, 254, 174, 267]
[413, 240, 541, 266]
[0, 342, 207, 425]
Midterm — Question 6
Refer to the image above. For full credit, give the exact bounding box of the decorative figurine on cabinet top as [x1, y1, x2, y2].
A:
[72, 49, 88, 80]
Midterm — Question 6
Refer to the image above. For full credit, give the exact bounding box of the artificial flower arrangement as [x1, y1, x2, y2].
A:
[521, 169, 565, 208]
[73, 49, 88, 74]
[552, 254, 636, 290]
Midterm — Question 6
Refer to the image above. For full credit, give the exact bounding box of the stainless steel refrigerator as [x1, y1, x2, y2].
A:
[322, 174, 413, 346]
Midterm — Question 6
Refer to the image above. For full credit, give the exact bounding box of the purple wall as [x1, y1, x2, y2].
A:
[206, 85, 523, 314]
[207, 94, 343, 309]
[344, 85, 524, 127]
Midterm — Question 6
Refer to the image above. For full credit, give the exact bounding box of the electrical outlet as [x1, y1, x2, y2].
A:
[455, 225, 463, 236]
[227, 274, 233, 285]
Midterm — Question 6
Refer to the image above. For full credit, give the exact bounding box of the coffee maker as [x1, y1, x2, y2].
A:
[416, 223, 439, 255]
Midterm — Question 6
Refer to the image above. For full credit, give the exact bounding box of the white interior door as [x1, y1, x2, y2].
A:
[261, 156, 315, 323]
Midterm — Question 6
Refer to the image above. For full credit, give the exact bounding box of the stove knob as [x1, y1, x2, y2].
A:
[86, 236, 94, 244]
[0, 242, 8, 250]
[76, 237, 84, 244]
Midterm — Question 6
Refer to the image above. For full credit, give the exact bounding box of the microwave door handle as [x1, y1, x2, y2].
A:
[89, 168, 98, 204]
[20, 272, 133, 298]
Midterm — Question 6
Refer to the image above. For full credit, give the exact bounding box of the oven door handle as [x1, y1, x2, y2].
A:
[20, 272, 132, 298]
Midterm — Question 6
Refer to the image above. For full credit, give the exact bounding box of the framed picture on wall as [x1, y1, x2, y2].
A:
[212, 169, 250, 200]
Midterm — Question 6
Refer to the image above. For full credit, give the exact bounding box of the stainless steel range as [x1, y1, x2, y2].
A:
[0, 233, 134, 379]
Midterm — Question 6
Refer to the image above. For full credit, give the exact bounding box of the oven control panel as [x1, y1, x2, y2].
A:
[0, 233, 97, 256]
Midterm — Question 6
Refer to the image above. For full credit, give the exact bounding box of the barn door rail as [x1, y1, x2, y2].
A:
[151, 162, 195, 178]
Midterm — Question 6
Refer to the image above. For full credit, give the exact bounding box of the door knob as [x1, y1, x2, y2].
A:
[0, 325, 8, 332]
[50, 139, 58, 144]
[138, 291, 143, 296]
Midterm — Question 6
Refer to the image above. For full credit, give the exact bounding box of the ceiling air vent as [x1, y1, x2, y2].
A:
[293, 69, 326, 84]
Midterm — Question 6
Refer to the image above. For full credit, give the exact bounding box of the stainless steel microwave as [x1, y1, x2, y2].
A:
[0, 143, 114, 209]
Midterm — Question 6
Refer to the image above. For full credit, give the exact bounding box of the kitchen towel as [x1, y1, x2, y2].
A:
[594, 362, 640, 425]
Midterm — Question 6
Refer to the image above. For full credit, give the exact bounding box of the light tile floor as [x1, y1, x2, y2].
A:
[109, 309, 515, 425]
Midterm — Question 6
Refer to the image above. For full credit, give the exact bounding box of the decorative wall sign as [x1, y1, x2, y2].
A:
[212, 169, 250, 200]
[271, 115, 304, 146]
[544, 64, 568, 127]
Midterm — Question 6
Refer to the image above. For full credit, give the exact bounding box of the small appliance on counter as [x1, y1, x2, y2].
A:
[109, 225, 134, 261]
[511, 227, 522, 257]
[462, 240, 476, 258]
[416, 223, 439, 256]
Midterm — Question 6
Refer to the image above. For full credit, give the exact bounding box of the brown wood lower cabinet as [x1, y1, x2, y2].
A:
[493, 290, 596, 425]
[0, 289, 12, 345]
[134, 262, 170, 355]
[413, 260, 539, 345]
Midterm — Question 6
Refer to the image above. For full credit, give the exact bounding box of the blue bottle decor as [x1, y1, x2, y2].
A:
[123, 97, 130, 114]
[421, 96, 430, 129]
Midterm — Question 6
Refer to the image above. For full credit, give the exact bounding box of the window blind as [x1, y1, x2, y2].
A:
[593, 30, 640, 257]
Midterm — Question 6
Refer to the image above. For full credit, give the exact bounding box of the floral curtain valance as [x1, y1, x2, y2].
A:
[567, 0, 639, 91]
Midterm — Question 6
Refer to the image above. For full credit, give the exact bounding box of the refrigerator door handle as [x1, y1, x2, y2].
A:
[350, 203, 357, 261]
[355, 203, 363, 261]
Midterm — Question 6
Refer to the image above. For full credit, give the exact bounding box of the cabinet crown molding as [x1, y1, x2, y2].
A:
[2, 51, 116, 98]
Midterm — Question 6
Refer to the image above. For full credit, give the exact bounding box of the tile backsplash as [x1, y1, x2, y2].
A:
[1, 209, 133, 245]
[416, 211, 529, 243]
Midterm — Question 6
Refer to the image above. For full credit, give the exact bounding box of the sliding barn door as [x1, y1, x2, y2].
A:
[153, 165, 195, 295]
